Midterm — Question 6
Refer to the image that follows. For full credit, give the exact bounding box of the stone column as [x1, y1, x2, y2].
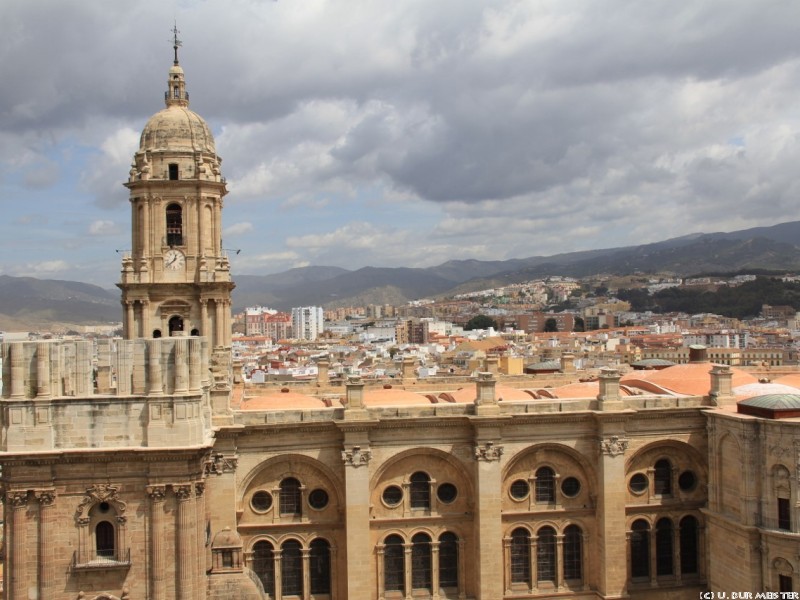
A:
[216, 301, 225, 348]
[148, 338, 163, 396]
[200, 300, 210, 341]
[174, 337, 189, 394]
[188, 337, 202, 392]
[148, 485, 167, 600]
[142, 299, 151, 337]
[10, 343, 25, 399]
[475, 373, 499, 415]
[403, 542, 413, 600]
[36, 342, 51, 398]
[302, 547, 312, 600]
[35, 490, 55, 599]
[125, 301, 134, 339]
[431, 541, 441, 600]
[195, 482, 207, 595]
[597, 368, 623, 411]
[596, 425, 630, 597]
[473, 437, 504, 599]
[8, 490, 29, 600]
[174, 484, 195, 600]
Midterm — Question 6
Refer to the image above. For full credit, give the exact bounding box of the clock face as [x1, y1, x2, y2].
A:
[164, 249, 185, 271]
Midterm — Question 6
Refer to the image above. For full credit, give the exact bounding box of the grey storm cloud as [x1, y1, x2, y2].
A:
[1, 0, 800, 280]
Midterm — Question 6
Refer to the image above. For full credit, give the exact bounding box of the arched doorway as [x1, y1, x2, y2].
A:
[168, 315, 184, 336]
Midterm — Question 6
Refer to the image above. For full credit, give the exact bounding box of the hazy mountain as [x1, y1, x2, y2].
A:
[0, 276, 119, 330]
[5, 220, 800, 324]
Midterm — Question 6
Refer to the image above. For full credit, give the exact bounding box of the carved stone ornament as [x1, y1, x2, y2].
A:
[195, 482, 206, 497]
[205, 452, 238, 476]
[173, 484, 194, 501]
[474, 441, 504, 462]
[75, 484, 127, 524]
[342, 445, 372, 467]
[6, 490, 29, 508]
[599, 436, 629, 457]
[146, 485, 167, 502]
[34, 489, 56, 506]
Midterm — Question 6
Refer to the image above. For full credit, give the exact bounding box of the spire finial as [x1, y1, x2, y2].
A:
[171, 22, 182, 66]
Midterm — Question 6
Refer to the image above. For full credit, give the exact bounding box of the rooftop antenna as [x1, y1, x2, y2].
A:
[171, 21, 182, 65]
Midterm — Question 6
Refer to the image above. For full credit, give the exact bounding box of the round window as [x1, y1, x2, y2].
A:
[561, 477, 581, 497]
[629, 473, 648, 494]
[510, 479, 530, 500]
[437, 483, 458, 504]
[308, 488, 329, 510]
[678, 470, 697, 491]
[251, 490, 273, 512]
[382, 485, 403, 507]
[99, 502, 110, 513]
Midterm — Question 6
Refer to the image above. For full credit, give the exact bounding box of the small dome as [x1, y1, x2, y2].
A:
[139, 106, 216, 154]
[211, 526, 242, 549]
[739, 393, 800, 411]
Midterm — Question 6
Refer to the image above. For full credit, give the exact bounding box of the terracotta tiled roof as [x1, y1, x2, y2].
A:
[363, 388, 434, 406]
[621, 362, 757, 396]
[240, 391, 335, 410]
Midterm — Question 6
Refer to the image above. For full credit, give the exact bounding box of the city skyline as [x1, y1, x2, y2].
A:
[2, 0, 800, 286]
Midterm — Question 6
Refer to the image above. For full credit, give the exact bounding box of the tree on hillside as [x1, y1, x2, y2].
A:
[544, 318, 559, 332]
[573, 317, 585, 332]
[465, 315, 497, 330]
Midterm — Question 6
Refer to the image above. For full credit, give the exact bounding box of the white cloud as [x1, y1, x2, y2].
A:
[88, 220, 119, 236]
[223, 222, 254, 237]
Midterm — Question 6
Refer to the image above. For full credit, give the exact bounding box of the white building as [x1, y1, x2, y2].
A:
[291, 306, 324, 340]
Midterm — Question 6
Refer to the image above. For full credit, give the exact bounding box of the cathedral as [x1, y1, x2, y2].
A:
[2, 42, 800, 600]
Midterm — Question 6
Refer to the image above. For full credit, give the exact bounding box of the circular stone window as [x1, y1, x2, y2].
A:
[308, 488, 329, 510]
[629, 473, 648, 494]
[251, 490, 273, 513]
[382, 485, 403, 507]
[510, 479, 530, 500]
[678, 470, 697, 491]
[561, 476, 581, 498]
[437, 483, 458, 504]
[99, 502, 110, 513]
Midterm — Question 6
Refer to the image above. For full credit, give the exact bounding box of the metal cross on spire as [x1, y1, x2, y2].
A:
[171, 22, 182, 65]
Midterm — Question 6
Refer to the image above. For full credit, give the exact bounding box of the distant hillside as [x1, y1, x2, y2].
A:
[5, 220, 800, 324]
[0, 275, 119, 330]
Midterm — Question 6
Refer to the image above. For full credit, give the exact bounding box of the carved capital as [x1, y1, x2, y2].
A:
[599, 435, 629, 457]
[474, 441, 504, 462]
[7, 490, 28, 508]
[173, 484, 193, 501]
[34, 489, 56, 506]
[195, 482, 206, 497]
[342, 445, 372, 468]
[146, 485, 167, 502]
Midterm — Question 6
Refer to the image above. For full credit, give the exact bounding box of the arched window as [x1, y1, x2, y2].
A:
[384, 535, 405, 593]
[281, 540, 303, 597]
[280, 477, 302, 515]
[411, 532, 432, 591]
[410, 472, 431, 509]
[656, 518, 673, 576]
[654, 459, 672, 495]
[166, 203, 183, 246]
[168, 315, 184, 335]
[536, 526, 556, 582]
[630, 520, 650, 579]
[252, 541, 275, 596]
[535, 467, 555, 503]
[510, 528, 531, 585]
[563, 524, 582, 581]
[679, 516, 699, 575]
[310, 538, 331, 594]
[95, 521, 115, 559]
[439, 532, 459, 588]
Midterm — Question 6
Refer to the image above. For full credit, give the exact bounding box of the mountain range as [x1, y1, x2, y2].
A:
[4, 220, 800, 329]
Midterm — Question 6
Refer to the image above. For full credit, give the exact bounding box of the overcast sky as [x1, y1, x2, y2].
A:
[2, 1, 799, 286]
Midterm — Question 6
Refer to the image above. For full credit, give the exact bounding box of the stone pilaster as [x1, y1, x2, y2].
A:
[148, 485, 167, 600]
[8, 490, 29, 600]
[595, 418, 630, 598]
[174, 484, 196, 600]
[35, 489, 55, 599]
[340, 423, 375, 599]
[473, 435, 504, 599]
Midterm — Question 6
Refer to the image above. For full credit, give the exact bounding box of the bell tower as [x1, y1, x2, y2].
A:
[119, 27, 234, 347]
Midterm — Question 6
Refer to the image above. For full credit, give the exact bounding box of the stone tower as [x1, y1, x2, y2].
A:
[118, 30, 233, 347]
